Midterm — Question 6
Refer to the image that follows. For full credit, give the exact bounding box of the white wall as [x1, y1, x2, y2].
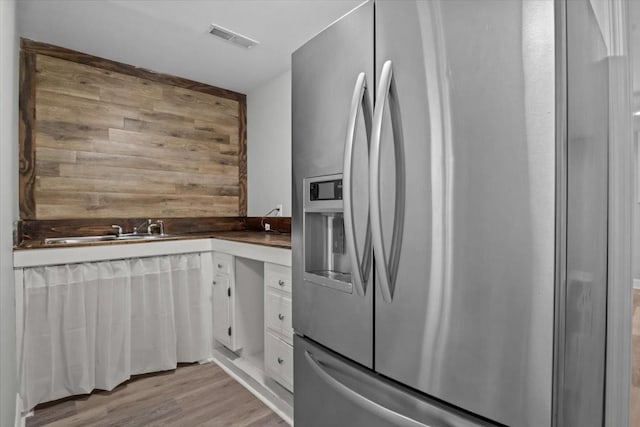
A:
[247, 70, 292, 217]
[0, 0, 18, 424]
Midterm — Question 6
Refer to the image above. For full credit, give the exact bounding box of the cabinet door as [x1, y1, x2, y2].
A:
[265, 331, 293, 392]
[265, 290, 293, 344]
[212, 273, 230, 348]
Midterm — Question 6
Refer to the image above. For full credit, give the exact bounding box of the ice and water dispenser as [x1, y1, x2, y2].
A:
[303, 174, 353, 293]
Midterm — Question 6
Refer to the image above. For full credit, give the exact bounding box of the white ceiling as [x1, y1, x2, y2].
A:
[17, 0, 364, 94]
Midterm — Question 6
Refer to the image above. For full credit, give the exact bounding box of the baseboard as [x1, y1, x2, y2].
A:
[14, 394, 30, 427]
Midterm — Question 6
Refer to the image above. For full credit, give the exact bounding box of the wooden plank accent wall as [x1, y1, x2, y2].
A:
[19, 39, 247, 220]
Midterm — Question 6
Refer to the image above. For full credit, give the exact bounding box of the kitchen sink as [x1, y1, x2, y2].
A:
[117, 234, 171, 241]
[44, 235, 118, 245]
[44, 234, 171, 245]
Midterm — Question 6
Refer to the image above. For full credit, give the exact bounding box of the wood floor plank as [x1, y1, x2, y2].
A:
[26, 363, 286, 427]
[42, 405, 109, 427]
[24, 400, 77, 427]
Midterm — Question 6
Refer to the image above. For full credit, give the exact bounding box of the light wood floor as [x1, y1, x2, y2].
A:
[26, 362, 288, 427]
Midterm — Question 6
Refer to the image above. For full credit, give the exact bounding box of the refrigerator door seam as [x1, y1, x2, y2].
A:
[370, 59, 406, 303]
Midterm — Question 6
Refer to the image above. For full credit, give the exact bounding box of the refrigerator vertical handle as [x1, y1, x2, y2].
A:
[370, 60, 406, 303]
[304, 350, 429, 427]
[343, 72, 372, 297]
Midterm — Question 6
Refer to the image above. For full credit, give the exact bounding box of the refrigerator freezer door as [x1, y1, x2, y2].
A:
[373, 1, 555, 426]
[292, 1, 374, 367]
[294, 336, 492, 427]
[559, 0, 609, 424]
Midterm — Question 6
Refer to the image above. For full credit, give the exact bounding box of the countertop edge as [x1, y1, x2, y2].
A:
[14, 233, 291, 268]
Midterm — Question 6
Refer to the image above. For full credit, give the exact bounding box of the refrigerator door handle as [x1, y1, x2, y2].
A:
[343, 72, 373, 297]
[370, 60, 406, 303]
[304, 350, 429, 427]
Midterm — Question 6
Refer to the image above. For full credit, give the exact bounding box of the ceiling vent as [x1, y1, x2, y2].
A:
[208, 24, 259, 49]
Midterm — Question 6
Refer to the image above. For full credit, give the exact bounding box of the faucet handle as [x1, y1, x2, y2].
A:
[111, 225, 122, 236]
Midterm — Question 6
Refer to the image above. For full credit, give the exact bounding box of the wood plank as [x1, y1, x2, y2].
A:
[72, 151, 239, 175]
[36, 88, 140, 118]
[194, 119, 241, 146]
[35, 55, 102, 101]
[108, 128, 232, 156]
[36, 54, 125, 89]
[175, 182, 239, 197]
[36, 148, 77, 163]
[35, 177, 239, 198]
[35, 176, 176, 196]
[91, 138, 215, 164]
[35, 192, 239, 218]
[36, 104, 124, 130]
[238, 99, 247, 216]
[35, 205, 238, 220]
[97, 87, 158, 111]
[24, 400, 77, 427]
[37, 406, 109, 427]
[37, 54, 164, 101]
[123, 118, 231, 144]
[153, 99, 239, 125]
[56, 163, 238, 187]
[19, 50, 37, 219]
[36, 126, 109, 151]
[162, 85, 239, 116]
[34, 161, 60, 178]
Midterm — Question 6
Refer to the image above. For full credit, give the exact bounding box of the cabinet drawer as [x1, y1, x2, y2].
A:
[265, 331, 293, 391]
[265, 290, 292, 342]
[265, 263, 292, 293]
[213, 253, 233, 275]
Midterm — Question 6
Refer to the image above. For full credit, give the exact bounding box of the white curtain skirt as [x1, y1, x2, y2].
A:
[20, 253, 210, 411]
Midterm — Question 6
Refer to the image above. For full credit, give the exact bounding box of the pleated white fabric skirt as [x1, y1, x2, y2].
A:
[20, 253, 210, 411]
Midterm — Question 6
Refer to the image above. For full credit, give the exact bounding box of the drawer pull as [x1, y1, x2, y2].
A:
[213, 280, 217, 285]
[277, 357, 284, 364]
[218, 264, 223, 268]
[278, 279, 285, 286]
[278, 313, 285, 320]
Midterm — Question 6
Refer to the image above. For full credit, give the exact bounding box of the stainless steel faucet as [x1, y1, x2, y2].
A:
[148, 220, 165, 236]
[111, 224, 123, 236]
[114, 219, 165, 236]
[132, 219, 152, 235]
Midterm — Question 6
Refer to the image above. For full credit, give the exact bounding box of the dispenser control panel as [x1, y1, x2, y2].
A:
[310, 179, 342, 201]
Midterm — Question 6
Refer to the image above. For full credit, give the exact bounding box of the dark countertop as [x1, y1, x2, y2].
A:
[209, 231, 291, 249]
[16, 231, 291, 250]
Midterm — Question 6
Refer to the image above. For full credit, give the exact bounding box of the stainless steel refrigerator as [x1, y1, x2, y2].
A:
[292, 1, 608, 426]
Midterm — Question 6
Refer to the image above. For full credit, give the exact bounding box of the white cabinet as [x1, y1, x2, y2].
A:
[212, 252, 241, 351]
[265, 262, 292, 293]
[265, 331, 294, 389]
[265, 291, 292, 341]
[14, 237, 293, 423]
[264, 262, 293, 391]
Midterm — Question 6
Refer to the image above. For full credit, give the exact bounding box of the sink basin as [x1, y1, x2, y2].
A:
[44, 234, 171, 245]
[117, 234, 171, 241]
[44, 235, 118, 245]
